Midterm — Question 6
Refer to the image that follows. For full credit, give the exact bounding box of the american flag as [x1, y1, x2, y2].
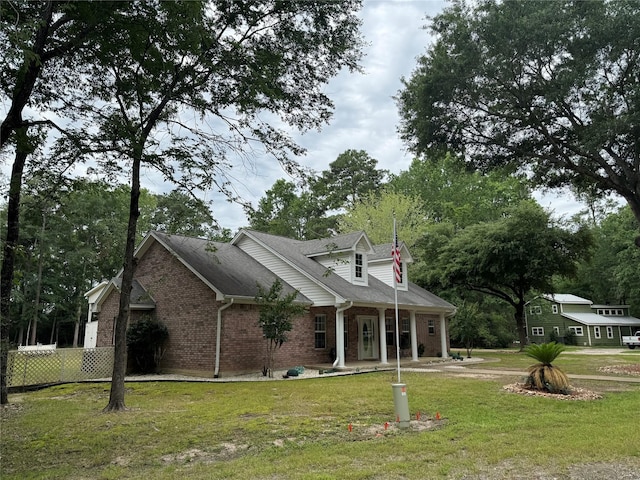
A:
[392, 226, 402, 285]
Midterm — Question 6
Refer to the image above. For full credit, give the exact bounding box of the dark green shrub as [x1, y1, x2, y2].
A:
[126, 318, 169, 374]
[418, 343, 425, 357]
[563, 329, 577, 346]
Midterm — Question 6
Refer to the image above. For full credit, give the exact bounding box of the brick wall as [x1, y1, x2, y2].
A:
[96, 240, 336, 377]
[95, 238, 451, 377]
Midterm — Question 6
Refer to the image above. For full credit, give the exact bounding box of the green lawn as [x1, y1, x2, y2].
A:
[2, 351, 639, 479]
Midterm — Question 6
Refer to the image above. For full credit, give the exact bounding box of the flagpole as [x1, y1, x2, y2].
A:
[391, 215, 409, 429]
[393, 217, 401, 384]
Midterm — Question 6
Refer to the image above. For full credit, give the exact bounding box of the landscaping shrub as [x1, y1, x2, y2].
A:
[126, 318, 169, 374]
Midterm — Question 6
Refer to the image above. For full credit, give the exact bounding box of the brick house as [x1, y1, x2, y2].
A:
[88, 229, 456, 377]
[525, 294, 640, 346]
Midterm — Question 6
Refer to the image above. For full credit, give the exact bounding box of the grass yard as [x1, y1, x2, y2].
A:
[1, 351, 639, 479]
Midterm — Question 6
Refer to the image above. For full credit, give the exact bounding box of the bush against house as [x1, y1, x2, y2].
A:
[255, 280, 308, 378]
[126, 318, 169, 374]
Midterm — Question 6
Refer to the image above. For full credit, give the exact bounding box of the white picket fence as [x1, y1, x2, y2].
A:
[6, 347, 115, 388]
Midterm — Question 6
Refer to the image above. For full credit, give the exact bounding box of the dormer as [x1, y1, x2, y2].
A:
[303, 232, 375, 286]
[368, 242, 413, 291]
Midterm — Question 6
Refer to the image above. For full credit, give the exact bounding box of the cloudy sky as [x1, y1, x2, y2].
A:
[145, 0, 454, 231]
[165, 0, 583, 232]
[2, 0, 587, 231]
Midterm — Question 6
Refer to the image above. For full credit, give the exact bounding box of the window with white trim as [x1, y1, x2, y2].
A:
[532, 327, 544, 336]
[553, 326, 560, 336]
[552, 305, 558, 314]
[401, 318, 410, 349]
[428, 319, 435, 335]
[385, 318, 394, 346]
[314, 315, 326, 349]
[598, 308, 624, 316]
[529, 306, 542, 315]
[568, 326, 584, 336]
[594, 326, 601, 339]
[355, 253, 363, 279]
[606, 326, 614, 339]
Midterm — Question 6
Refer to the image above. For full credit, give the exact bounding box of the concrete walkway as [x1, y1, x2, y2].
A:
[116, 354, 640, 384]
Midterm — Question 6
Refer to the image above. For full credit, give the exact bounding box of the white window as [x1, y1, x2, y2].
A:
[607, 326, 614, 339]
[552, 305, 558, 314]
[569, 326, 584, 336]
[314, 315, 326, 349]
[385, 318, 394, 346]
[401, 318, 410, 349]
[428, 319, 435, 335]
[530, 306, 542, 315]
[553, 326, 560, 336]
[355, 253, 363, 279]
[532, 327, 544, 336]
[594, 326, 601, 339]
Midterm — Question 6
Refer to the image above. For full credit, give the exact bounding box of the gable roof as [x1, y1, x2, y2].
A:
[541, 294, 592, 305]
[94, 278, 156, 311]
[233, 229, 454, 313]
[147, 232, 311, 303]
[369, 243, 413, 264]
[301, 231, 374, 257]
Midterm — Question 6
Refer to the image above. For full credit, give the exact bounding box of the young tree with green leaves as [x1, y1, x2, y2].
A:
[427, 201, 593, 347]
[397, 0, 640, 246]
[255, 280, 308, 378]
[337, 189, 425, 246]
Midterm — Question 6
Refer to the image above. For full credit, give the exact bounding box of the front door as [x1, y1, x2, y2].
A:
[358, 316, 378, 360]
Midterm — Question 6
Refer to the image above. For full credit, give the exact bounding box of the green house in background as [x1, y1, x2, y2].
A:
[524, 294, 640, 347]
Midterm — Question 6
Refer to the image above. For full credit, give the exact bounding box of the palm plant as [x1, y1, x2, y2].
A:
[524, 342, 571, 394]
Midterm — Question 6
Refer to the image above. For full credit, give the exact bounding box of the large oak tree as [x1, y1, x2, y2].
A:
[397, 0, 640, 244]
[426, 201, 593, 347]
[0, 0, 123, 405]
[55, 1, 364, 411]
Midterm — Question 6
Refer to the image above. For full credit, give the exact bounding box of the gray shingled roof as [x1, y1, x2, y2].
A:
[300, 231, 371, 256]
[152, 232, 311, 302]
[240, 229, 454, 312]
[112, 278, 155, 307]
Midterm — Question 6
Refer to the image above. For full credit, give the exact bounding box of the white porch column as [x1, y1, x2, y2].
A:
[336, 309, 345, 368]
[378, 308, 388, 364]
[439, 312, 448, 359]
[410, 311, 418, 362]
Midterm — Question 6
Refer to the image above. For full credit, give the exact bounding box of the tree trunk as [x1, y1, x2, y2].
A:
[73, 313, 81, 348]
[0, 146, 29, 405]
[0, 2, 54, 405]
[103, 156, 141, 412]
[514, 302, 528, 350]
[49, 319, 56, 345]
[30, 213, 46, 346]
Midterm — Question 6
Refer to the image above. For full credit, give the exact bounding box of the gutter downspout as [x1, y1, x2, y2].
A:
[214, 298, 234, 378]
[333, 301, 353, 368]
